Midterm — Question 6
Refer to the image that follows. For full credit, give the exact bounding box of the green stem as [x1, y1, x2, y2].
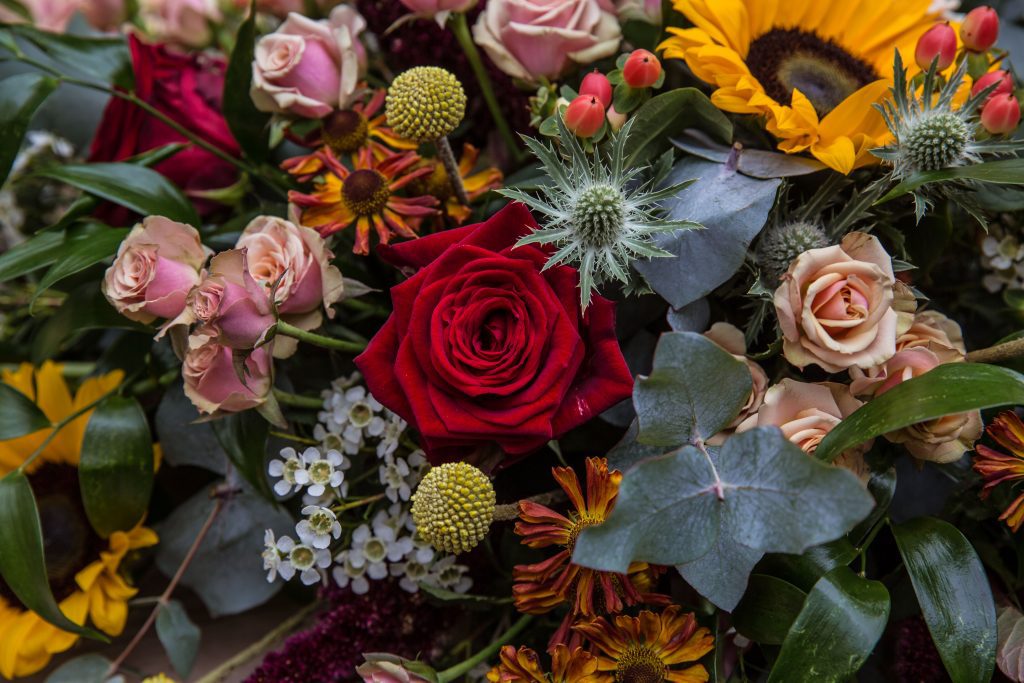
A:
[272, 388, 324, 410]
[17, 386, 118, 473]
[275, 321, 367, 353]
[437, 614, 533, 683]
[340, 297, 389, 318]
[448, 12, 523, 162]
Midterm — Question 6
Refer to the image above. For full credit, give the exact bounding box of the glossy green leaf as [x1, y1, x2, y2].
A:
[757, 538, 857, 593]
[768, 566, 889, 682]
[211, 410, 272, 500]
[0, 72, 58, 187]
[733, 574, 807, 644]
[892, 517, 996, 683]
[880, 158, 1024, 202]
[0, 383, 49, 439]
[32, 284, 150, 363]
[851, 467, 896, 545]
[624, 88, 732, 166]
[223, 0, 270, 163]
[633, 332, 752, 447]
[0, 230, 65, 282]
[816, 363, 1024, 463]
[79, 396, 154, 537]
[35, 162, 200, 226]
[156, 599, 201, 679]
[0, 472, 107, 641]
[32, 227, 128, 301]
[5, 25, 133, 89]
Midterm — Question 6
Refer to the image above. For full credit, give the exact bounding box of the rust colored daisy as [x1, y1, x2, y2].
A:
[513, 458, 667, 646]
[411, 143, 503, 224]
[573, 606, 715, 683]
[287, 147, 439, 255]
[320, 89, 417, 160]
[974, 411, 1024, 531]
[486, 644, 610, 683]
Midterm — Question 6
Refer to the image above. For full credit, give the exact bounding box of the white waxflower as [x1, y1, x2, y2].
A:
[299, 447, 348, 497]
[268, 447, 307, 496]
[390, 557, 431, 593]
[319, 381, 386, 454]
[281, 541, 331, 586]
[379, 455, 416, 503]
[981, 228, 1024, 293]
[376, 412, 407, 458]
[262, 529, 293, 582]
[332, 550, 370, 594]
[427, 555, 472, 594]
[313, 422, 347, 454]
[296, 506, 343, 549]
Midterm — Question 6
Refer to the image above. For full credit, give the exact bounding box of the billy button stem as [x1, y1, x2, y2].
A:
[385, 66, 471, 206]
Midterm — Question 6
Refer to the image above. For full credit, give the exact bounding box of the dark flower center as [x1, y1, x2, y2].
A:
[323, 109, 369, 154]
[616, 646, 667, 683]
[342, 169, 391, 216]
[746, 28, 879, 117]
[411, 162, 454, 202]
[0, 463, 105, 607]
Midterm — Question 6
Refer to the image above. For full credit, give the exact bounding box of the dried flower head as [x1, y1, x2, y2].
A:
[411, 462, 496, 554]
[386, 67, 467, 142]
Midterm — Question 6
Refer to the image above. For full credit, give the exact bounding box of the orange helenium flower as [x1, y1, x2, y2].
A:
[413, 143, 503, 224]
[573, 606, 715, 683]
[974, 411, 1024, 531]
[486, 644, 609, 683]
[319, 89, 417, 160]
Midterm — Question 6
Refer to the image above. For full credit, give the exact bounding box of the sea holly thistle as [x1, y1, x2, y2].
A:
[500, 116, 700, 308]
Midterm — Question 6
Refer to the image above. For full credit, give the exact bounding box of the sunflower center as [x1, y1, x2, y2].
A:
[616, 645, 667, 683]
[342, 169, 391, 216]
[0, 464, 105, 608]
[323, 109, 369, 154]
[746, 28, 879, 117]
[574, 184, 626, 247]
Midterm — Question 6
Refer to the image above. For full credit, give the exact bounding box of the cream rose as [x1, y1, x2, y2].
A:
[704, 322, 768, 430]
[775, 232, 898, 372]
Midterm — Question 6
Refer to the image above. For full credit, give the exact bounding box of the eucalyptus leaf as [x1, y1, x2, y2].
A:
[675, 534, 763, 611]
[732, 574, 806, 644]
[223, 1, 270, 162]
[44, 654, 122, 683]
[156, 599, 201, 679]
[606, 420, 667, 471]
[671, 130, 827, 178]
[0, 383, 49, 439]
[211, 410, 272, 500]
[892, 517, 996, 683]
[154, 382, 227, 475]
[624, 88, 732, 167]
[0, 72, 58, 187]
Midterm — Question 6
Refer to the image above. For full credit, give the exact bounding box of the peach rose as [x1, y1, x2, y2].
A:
[356, 661, 432, 683]
[188, 250, 276, 350]
[251, 6, 366, 119]
[774, 232, 898, 372]
[183, 332, 272, 414]
[737, 379, 870, 481]
[472, 0, 621, 82]
[704, 322, 768, 430]
[139, 0, 221, 48]
[102, 216, 209, 325]
[888, 410, 983, 463]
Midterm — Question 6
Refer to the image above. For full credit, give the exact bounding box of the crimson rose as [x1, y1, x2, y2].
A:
[355, 202, 633, 463]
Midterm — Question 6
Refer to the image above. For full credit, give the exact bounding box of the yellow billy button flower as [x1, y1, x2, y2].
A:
[385, 67, 467, 142]
[411, 462, 496, 554]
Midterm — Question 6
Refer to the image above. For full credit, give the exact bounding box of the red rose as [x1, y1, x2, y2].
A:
[89, 35, 240, 224]
[355, 202, 633, 463]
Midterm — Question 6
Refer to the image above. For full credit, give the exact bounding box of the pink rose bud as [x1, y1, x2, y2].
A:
[580, 70, 612, 109]
[981, 93, 1021, 134]
[563, 95, 605, 138]
[960, 6, 999, 52]
[915, 23, 957, 72]
[622, 49, 662, 88]
[193, 249, 276, 350]
[103, 216, 210, 324]
[971, 69, 1013, 102]
[183, 333, 273, 415]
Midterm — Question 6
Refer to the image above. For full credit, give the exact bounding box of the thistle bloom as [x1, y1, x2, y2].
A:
[287, 147, 438, 255]
[974, 412, 1024, 531]
[573, 606, 715, 683]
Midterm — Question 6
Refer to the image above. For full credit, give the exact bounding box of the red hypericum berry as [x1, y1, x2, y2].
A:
[915, 23, 957, 71]
[622, 49, 662, 88]
[971, 69, 1013, 102]
[563, 95, 605, 137]
[961, 6, 999, 52]
[580, 70, 612, 109]
[981, 93, 1021, 134]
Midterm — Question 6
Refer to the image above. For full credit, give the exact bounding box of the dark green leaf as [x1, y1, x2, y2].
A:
[155, 600, 200, 679]
[733, 574, 807, 644]
[38, 195, 101, 233]
[892, 517, 996, 683]
[0, 72, 58, 187]
[880, 158, 1024, 202]
[0, 383, 49, 439]
[757, 538, 858, 593]
[816, 363, 1024, 463]
[6, 25, 133, 89]
[0, 0, 30, 21]
[211, 410, 272, 500]
[223, 1, 270, 163]
[768, 566, 890, 682]
[624, 88, 732, 166]
[32, 227, 128, 301]
[44, 654, 122, 683]
[35, 162, 199, 226]
[850, 467, 896, 545]
[419, 583, 513, 609]
[0, 230, 65, 282]
[32, 284, 150, 364]
[155, 382, 227, 475]
[79, 396, 154, 537]
[0, 472, 107, 641]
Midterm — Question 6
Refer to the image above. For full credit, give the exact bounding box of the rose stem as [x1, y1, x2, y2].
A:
[448, 11, 524, 162]
[966, 337, 1024, 364]
[436, 613, 534, 683]
[275, 320, 367, 353]
[437, 136, 471, 206]
[272, 388, 325, 410]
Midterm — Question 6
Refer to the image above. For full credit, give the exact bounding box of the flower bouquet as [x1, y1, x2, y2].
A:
[3, 0, 1024, 681]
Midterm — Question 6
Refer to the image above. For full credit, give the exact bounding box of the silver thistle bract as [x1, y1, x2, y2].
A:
[499, 116, 699, 308]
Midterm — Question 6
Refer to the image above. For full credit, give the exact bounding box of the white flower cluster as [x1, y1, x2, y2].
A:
[268, 447, 350, 498]
[981, 227, 1024, 293]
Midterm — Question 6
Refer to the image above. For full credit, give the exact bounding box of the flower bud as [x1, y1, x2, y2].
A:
[960, 6, 999, 52]
[580, 70, 612, 109]
[971, 69, 1013, 103]
[981, 93, 1021, 134]
[563, 95, 605, 137]
[622, 49, 662, 88]
[606, 104, 627, 132]
[915, 23, 957, 72]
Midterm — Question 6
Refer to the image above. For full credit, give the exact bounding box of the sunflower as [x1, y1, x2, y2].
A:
[0, 363, 158, 679]
[410, 143, 503, 224]
[974, 411, 1024, 531]
[573, 606, 715, 683]
[287, 147, 439, 255]
[319, 89, 417, 160]
[486, 644, 609, 683]
[659, 0, 948, 174]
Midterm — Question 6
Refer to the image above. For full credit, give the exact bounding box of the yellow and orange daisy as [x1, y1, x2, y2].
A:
[287, 147, 439, 255]
[319, 89, 417, 160]
[0, 363, 158, 679]
[487, 644, 609, 683]
[573, 606, 715, 683]
[974, 411, 1024, 531]
[411, 143, 503, 225]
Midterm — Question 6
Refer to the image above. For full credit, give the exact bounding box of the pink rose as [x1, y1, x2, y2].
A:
[80, 0, 127, 31]
[704, 322, 768, 430]
[139, 0, 222, 48]
[251, 6, 367, 119]
[737, 379, 870, 481]
[472, 0, 621, 82]
[356, 661, 432, 683]
[399, 0, 477, 16]
[189, 249, 276, 350]
[254, 0, 306, 17]
[774, 232, 898, 373]
[616, 0, 661, 24]
[103, 216, 210, 324]
[183, 332, 273, 414]
[0, 0, 81, 31]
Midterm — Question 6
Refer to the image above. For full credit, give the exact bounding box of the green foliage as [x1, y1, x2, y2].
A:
[1, 25, 133, 89]
[44, 654, 122, 683]
[31, 227, 128, 306]
[223, 0, 271, 163]
[879, 158, 1024, 202]
[211, 410, 273, 500]
[0, 72, 57, 187]
[623, 88, 732, 166]
[155, 600, 201, 679]
[0, 383, 49, 440]
[732, 574, 806, 644]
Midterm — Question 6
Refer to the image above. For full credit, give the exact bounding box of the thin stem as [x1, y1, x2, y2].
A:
[333, 492, 386, 513]
[276, 321, 367, 353]
[17, 386, 118, 473]
[448, 11, 523, 162]
[340, 297, 390, 318]
[273, 388, 324, 410]
[493, 490, 566, 522]
[437, 136, 470, 206]
[437, 614, 534, 683]
[966, 338, 1024, 364]
[269, 430, 320, 445]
